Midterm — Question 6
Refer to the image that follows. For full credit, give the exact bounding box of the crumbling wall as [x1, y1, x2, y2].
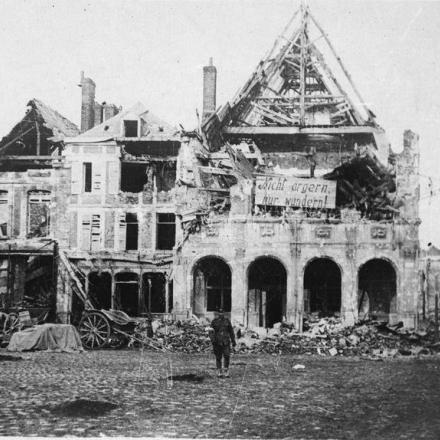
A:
[395, 130, 420, 220]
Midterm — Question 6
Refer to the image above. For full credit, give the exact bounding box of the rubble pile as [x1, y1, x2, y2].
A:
[145, 316, 440, 358]
[235, 316, 440, 357]
[151, 319, 212, 353]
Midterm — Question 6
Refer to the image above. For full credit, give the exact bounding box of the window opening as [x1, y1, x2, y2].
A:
[28, 191, 51, 238]
[0, 191, 8, 237]
[124, 120, 138, 138]
[84, 162, 92, 193]
[125, 213, 138, 250]
[156, 213, 175, 250]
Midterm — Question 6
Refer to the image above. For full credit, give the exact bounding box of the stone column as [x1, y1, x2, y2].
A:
[340, 261, 356, 326]
[171, 256, 190, 320]
[231, 259, 246, 326]
[285, 253, 297, 325]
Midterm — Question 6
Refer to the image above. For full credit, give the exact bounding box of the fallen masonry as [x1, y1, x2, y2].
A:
[141, 316, 440, 358]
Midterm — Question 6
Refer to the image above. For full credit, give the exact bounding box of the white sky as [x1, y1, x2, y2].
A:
[0, 0, 439, 246]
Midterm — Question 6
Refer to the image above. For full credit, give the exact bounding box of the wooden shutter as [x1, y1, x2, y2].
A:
[90, 214, 101, 251]
[81, 213, 91, 251]
[118, 213, 126, 251]
[71, 161, 82, 194]
[92, 162, 104, 192]
[107, 161, 119, 194]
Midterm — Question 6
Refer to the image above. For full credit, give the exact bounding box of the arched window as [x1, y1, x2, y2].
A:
[304, 258, 341, 316]
[193, 257, 231, 315]
[248, 257, 287, 328]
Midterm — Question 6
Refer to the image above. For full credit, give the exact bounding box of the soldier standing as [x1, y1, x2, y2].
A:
[209, 309, 236, 378]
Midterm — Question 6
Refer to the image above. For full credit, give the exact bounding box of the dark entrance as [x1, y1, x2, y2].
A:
[193, 257, 231, 315]
[248, 257, 287, 328]
[304, 258, 341, 316]
[115, 272, 139, 316]
[142, 273, 168, 313]
[88, 272, 112, 309]
[358, 259, 396, 320]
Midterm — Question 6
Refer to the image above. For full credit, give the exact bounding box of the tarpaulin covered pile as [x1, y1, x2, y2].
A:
[7, 324, 83, 352]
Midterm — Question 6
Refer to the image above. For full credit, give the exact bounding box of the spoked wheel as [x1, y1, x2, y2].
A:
[3, 313, 20, 336]
[78, 312, 111, 349]
[0, 313, 20, 345]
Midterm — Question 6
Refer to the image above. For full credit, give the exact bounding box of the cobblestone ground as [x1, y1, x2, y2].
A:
[1, 349, 440, 439]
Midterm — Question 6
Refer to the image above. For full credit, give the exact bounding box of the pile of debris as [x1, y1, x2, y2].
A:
[143, 316, 440, 358]
[150, 319, 212, 353]
[234, 316, 439, 357]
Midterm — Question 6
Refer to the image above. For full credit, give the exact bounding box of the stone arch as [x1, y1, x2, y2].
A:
[192, 256, 232, 316]
[358, 258, 397, 320]
[303, 257, 342, 316]
[247, 256, 287, 328]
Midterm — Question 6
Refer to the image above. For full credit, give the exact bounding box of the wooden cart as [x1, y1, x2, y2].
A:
[78, 309, 139, 349]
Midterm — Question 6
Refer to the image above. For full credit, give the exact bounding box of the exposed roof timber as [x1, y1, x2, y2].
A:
[121, 157, 177, 163]
[219, 4, 377, 130]
[0, 99, 78, 156]
[224, 126, 382, 135]
[308, 10, 372, 120]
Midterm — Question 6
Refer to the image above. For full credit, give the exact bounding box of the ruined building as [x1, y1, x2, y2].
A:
[56, 80, 180, 322]
[171, 6, 421, 329]
[0, 6, 421, 330]
[0, 99, 79, 316]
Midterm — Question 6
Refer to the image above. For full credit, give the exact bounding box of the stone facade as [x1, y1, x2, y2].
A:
[172, 132, 421, 329]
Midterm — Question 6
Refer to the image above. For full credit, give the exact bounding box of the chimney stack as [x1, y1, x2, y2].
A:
[79, 71, 96, 133]
[202, 57, 217, 122]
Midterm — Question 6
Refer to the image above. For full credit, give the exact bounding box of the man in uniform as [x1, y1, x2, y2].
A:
[209, 308, 236, 378]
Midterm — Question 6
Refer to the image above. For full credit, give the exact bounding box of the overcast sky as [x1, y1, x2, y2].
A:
[0, 0, 439, 246]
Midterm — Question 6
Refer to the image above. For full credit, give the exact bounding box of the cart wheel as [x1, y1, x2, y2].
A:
[3, 313, 20, 336]
[78, 312, 110, 349]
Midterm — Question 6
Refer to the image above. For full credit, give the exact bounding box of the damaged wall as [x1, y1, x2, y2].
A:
[57, 135, 179, 321]
[172, 130, 421, 329]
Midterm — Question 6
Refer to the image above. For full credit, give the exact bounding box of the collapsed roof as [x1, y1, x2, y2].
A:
[202, 4, 386, 156]
[0, 99, 79, 156]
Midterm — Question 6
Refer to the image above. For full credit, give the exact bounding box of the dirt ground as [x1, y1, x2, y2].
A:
[0, 349, 439, 439]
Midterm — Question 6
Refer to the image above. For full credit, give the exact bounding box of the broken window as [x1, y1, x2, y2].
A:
[0, 191, 9, 237]
[124, 120, 138, 138]
[115, 272, 139, 316]
[155, 162, 177, 192]
[28, 191, 50, 238]
[193, 257, 231, 314]
[23, 255, 55, 311]
[156, 213, 175, 250]
[304, 258, 341, 317]
[121, 163, 149, 192]
[84, 162, 92, 193]
[248, 257, 286, 328]
[125, 213, 138, 250]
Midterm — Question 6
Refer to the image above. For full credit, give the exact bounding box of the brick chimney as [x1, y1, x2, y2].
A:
[202, 57, 217, 122]
[102, 103, 120, 121]
[79, 71, 96, 133]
